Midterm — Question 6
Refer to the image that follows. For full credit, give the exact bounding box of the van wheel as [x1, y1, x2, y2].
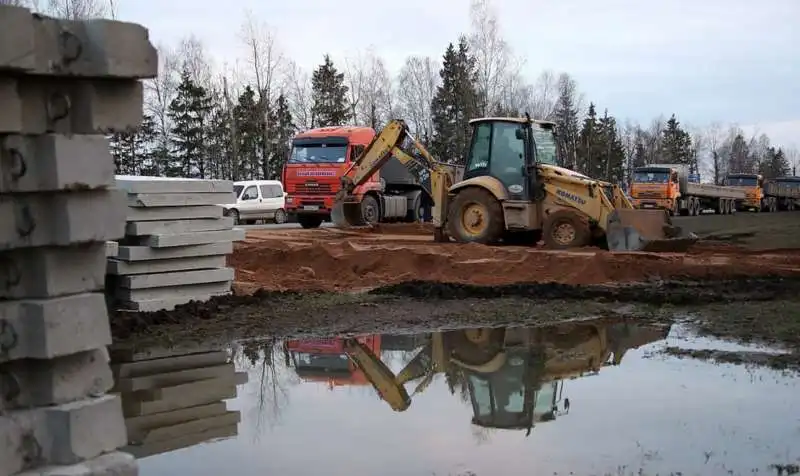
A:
[274, 209, 287, 224]
[229, 209, 240, 226]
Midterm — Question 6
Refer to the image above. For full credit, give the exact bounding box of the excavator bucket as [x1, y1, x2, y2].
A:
[605, 208, 698, 253]
[331, 191, 365, 228]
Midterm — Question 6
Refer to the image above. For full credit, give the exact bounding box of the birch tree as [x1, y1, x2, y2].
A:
[396, 55, 439, 142]
[467, 0, 515, 116]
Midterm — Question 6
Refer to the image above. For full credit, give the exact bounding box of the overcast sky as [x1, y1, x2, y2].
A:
[119, 0, 799, 150]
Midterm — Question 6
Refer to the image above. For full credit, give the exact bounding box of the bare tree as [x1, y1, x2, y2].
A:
[344, 48, 394, 129]
[282, 60, 313, 130]
[786, 146, 800, 175]
[143, 43, 179, 175]
[44, 0, 108, 18]
[396, 55, 440, 142]
[240, 12, 284, 176]
[177, 35, 213, 89]
[467, 0, 515, 115]
[704, 122, 725, 184]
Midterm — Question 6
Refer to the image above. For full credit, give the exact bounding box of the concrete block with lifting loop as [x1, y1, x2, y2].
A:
[605, 208, 698, 252]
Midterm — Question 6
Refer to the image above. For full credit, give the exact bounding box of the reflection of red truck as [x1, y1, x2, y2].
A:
[281, 126, 435, 229]
[284, 336, 381, 388]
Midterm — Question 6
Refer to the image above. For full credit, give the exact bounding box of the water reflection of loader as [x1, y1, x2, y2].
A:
[344, 319, 670, 435]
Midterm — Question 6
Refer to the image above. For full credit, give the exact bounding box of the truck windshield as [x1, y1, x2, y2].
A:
[727, 176, 758, 186]
[288, 145, 347, 164]
[633, 171, 669, 183]
[531, 128, 557, 165]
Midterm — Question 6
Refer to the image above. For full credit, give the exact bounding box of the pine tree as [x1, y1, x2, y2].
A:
[728, 134, 751, 173]
[108, 114, 156, 175]
[168, 70, 214, 177]
[311, 55, 350, 127]
[661, 114, 693, 168]
[552, 73, 580, 169]
[759, 147, 791, 177]
[234, 86, 262, 179]
[596, 110, 625, 183]
[576, 103, 599, 176]
[266, 94, 295, 179]
[430, 36, 480, 165]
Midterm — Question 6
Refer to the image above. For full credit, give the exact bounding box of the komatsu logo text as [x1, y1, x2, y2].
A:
[556, 188, 586, 205]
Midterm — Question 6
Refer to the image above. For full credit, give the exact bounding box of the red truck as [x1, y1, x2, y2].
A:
[281, 126, 434, 229]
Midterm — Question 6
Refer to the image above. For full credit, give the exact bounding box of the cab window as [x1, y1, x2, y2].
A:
[489, 122, 525, 188]
[465, 123, 491, 172]
[241, 186, 259, 200]
[350, 145, 366, 163]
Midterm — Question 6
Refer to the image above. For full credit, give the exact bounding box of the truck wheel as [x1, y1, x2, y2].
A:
[361, 195, 381, 225]
[406, 194, 423, 222]
[298, 215, 323, 229]
[446, 187, 504, 244]
[543, 209, 591, 249]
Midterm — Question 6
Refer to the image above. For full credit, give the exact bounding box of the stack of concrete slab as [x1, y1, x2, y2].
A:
[109, 344, 247, 458]
[0, 6, 157, 476]
[106, 175, 245, 312]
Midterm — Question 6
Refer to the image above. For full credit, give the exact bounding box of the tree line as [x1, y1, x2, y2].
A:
[10, 0, 796, 185]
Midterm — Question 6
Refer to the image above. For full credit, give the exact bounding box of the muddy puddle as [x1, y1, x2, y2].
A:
[110, 318, 800, 476]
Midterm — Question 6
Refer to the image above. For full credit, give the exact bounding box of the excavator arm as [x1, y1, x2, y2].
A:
[331, 119, 458, 239]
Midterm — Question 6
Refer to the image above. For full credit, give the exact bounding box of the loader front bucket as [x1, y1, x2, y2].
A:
[331, 190, 365, 228]
[605, 208, 698, 253]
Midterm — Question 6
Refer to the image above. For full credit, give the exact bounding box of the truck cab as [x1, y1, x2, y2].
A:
[630, 166, 680, 214]
[284, 336, 380, 389]
[724, 173, 763, 211]
[281, 126, 379, 229]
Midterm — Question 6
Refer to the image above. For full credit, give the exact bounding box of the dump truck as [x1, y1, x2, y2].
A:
[338, 319, 670, 433]
[332, 117, 697, 252]
[283, 335, 381, 389]
[281, 126, 462, 229]
[630, 164, 746, 216]
[724, 173, 800, 212]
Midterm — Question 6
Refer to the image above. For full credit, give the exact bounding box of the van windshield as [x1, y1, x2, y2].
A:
[233, 185, 244, 197]
[289, 145, 347, 164]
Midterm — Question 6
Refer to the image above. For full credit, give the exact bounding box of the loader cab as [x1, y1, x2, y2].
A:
[463, 118, 558, 200]
[465, 347, 563, 433]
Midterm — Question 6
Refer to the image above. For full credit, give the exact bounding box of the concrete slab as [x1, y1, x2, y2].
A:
[121, 424, 236, 459]
[125, 217, 234, 236]
[119, 267, 234, 290]
[124, 402, 227, 438]
[0, 292, 112, 364]
[115, 241, 233, 261]
[145, 228, 245, 248]
[115, 291, 231, 313]
[113, 363, 234, 393]
[0, 6, 35, 72]
[111, 351, 228, 378]
[0, 243, 106, 300]
[136, 411, 240, 445]
[125, 205, 224, 222]
[29, 16, 158, 79]
[108, 343, 226, 363]
[2, 348, 113, 409]
[0, 134, 114, 193]
[0, 395, 127, 474]
[15, 451, 138, 476]
[107, 255, 227, 276]
[115, 175, 233, 194]
[114, 280, 232, 302]
[105, 241, 119, 258]
[0, 190, 126, 251]
[1, 77, 144, 134]
[126, 191, 235, 208]
[120, 372, 246, 417]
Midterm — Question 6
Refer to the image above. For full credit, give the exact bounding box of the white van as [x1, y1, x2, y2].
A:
[223, 180, 287, 225]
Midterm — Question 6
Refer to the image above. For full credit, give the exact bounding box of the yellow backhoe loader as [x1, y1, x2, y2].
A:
[341, 319, 670, 434]
[332, 116, 697, 252]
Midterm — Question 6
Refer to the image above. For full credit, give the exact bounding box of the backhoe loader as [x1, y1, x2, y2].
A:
[333, 117, 697, 252]
[340, 319, 670, 434]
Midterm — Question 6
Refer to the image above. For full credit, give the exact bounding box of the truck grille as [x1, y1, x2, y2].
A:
[294, 182, 333, 194]
[636, 191, 663, 198]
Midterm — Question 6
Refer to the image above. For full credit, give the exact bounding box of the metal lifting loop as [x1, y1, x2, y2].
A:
[46, 91, 71, 123]
[14, 203, 35, 238]
[58, 29, 83, 64]
[7, 148, 27, 181]
[0, 255, 22, 290]
[0, 319, 18, 356]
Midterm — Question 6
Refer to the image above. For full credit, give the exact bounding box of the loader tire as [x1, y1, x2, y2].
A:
[543, 209, 591, 249]
[448, 328, 506, 367]
[447, 187, 504, 244]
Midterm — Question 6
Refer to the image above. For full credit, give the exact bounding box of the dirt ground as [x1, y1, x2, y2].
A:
[113, 212, 800, 371]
